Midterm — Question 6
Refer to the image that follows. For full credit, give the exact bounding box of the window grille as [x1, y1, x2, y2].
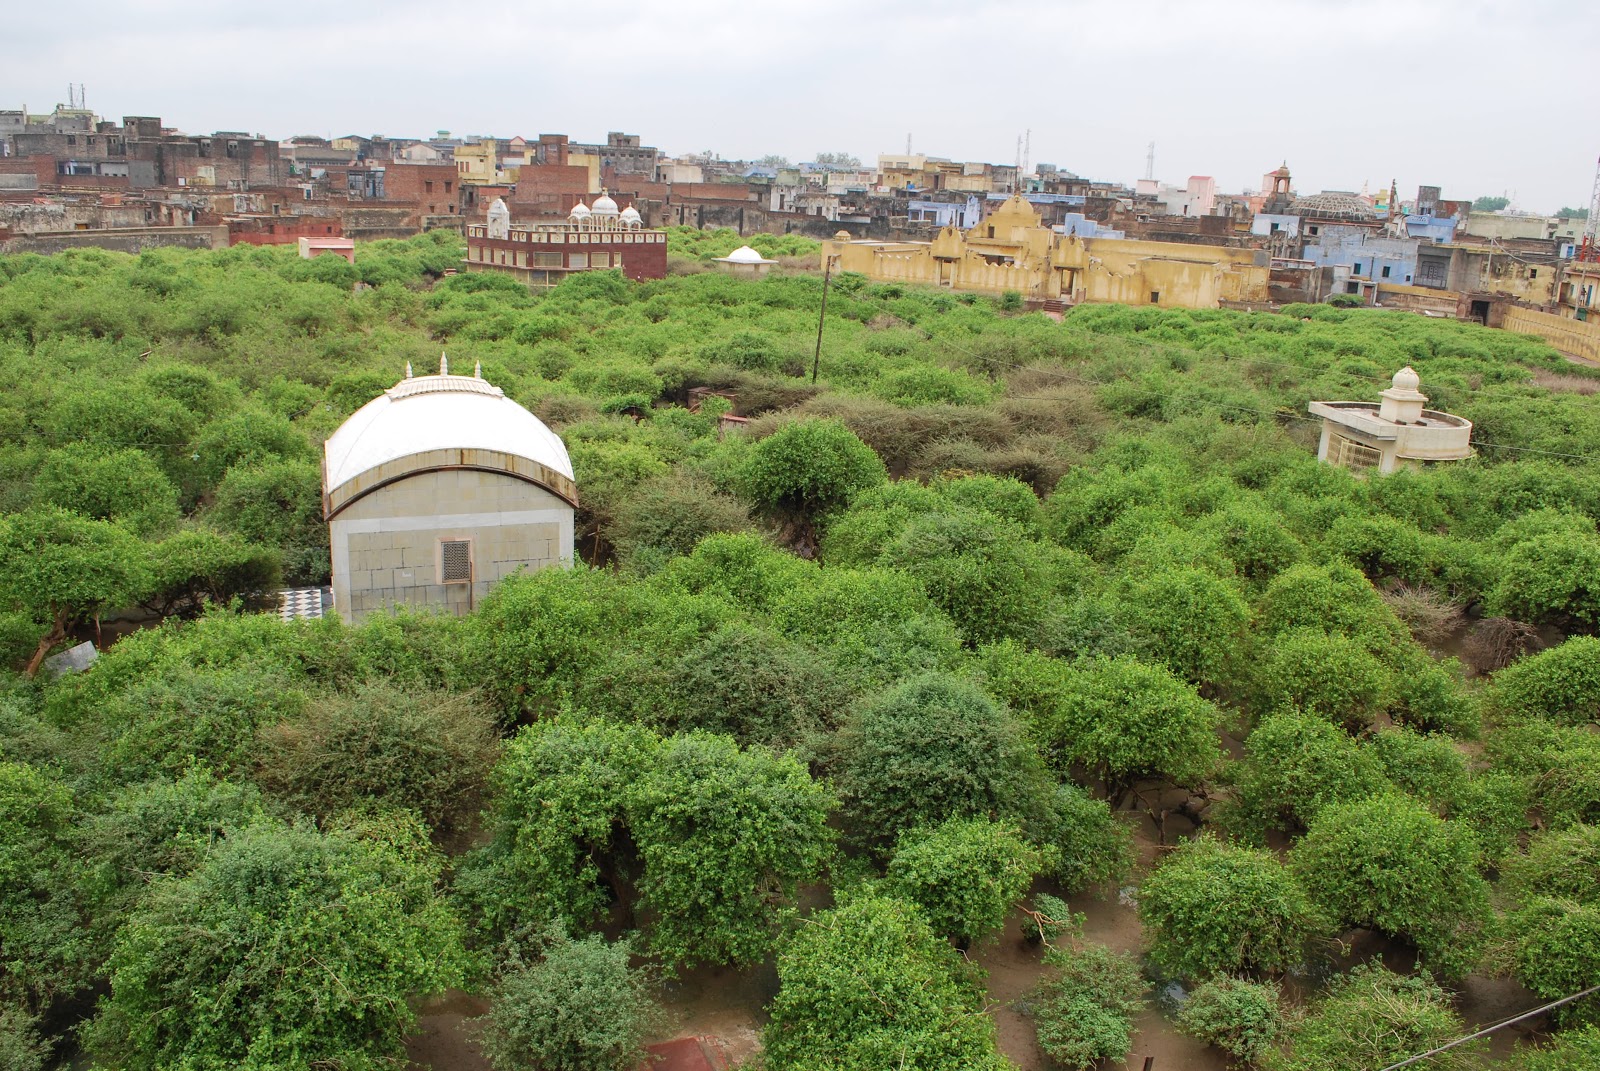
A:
[1331, 434, 1381, 470]
[440, 540, 473, 584]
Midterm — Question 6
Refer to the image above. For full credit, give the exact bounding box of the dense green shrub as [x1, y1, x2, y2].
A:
[477, 925, 662, 1071]
[1139, 836, 1318, 980]
[1027, 942, 1147, 1071]
[86, 816, 465, 1071]
[1290, 794, 1489, 978]
[833, 672, 1047, 845]
[885, 817, 1044, 945]
[1175, 976, 1286, 1065]
[1491, 636, 1600, 725]
[1275, 961, 1480, 1071]
[255, 683, 500, 836]
[763, 894, 1011, 1071]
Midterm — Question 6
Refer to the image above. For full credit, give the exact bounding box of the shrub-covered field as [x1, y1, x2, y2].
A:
[2, 233, 1600, 1070]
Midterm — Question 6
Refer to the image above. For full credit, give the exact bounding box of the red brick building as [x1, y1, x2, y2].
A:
[465, 195, 666, 287]
[228, 214, 343, 246]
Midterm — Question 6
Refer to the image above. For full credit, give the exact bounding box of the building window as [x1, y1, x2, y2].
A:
[1347, 281, 1360, 294]
[1330, 434, 1381, 470]
[1308, 225, 1319, 235]
[1149, 291, 1160, 304]
[1381, 265, 1391, 278]
[445, 181, 453, 193]
[440, 540, 473, 584]
[569, 252, 589, 269]
[1354, 262, 1363, 275]
[425, 180, 434, 193]
[1529, 269, 1538, 279]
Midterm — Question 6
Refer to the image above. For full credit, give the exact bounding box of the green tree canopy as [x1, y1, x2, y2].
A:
[885, 817, 1044, 946]
[1290, 794, 1490, 978]
[833, 672, 1047, 846]
[87, 816, 465, 1071]
[1138, 835, 1320, 980]
[762, 894, 1011, 1071]
[476, 924, 662, 1071]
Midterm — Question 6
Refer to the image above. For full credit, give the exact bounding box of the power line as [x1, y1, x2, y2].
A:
[1375, 983, 1600, 1071]
[832, 289, 1600, 463]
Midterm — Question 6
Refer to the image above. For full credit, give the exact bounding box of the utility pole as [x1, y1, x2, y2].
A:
[812, 254, 836, 384]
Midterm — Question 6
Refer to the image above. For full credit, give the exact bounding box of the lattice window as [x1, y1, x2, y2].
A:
[440, 540, 473, 584]
[1330, 434, 1381, 470]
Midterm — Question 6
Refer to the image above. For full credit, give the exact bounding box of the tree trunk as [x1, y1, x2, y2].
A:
[24, 611, 70, 679]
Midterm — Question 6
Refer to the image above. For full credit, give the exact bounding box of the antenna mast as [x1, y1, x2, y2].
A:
[1145, 141, 1155, 181]
[1582, 154, 1600, 263]
[1022, 129, 1031, 179]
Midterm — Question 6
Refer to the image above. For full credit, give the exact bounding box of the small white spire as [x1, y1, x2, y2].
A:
[474, 360, 482, 379]
[405, 361, 413, 378]
[439, 352, 449, 376]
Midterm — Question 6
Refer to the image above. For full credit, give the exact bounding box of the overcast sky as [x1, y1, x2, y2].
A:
[6, 0, 1595, 212]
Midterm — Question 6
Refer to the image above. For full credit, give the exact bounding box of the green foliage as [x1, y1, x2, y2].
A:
[833, 672, 1047, 845]
[739, 418, 887, 523]
[1139, 836, 1319, 980]
[1224, 711, 1388, 839]
[1485, 527, 1600, 630]
[1491, 637, 1600, 725]
[1507, 1026, 1600, 1071]
[462, 719, 654, 938]
[1027, 942, 1147, 1071]
[0, 507, 152, 668]
[1473, 195, 1511, 211]
[255, 683, 500, 836]
[1117, 564, 1248, 687]
[87, 816, 466, 1071]
[1041, 782, 1134, 892]
[1259, 628, 1393, 730]
[0, 761, 88, 1004]
[607, 472, 751, 573]
[205, 459, 328, 585]
[142, 527, 281, 617]
[626, 733, 835, 969]
[1039, 655, 1222, 794]
[885, 817, 1044, 945]
[1176, 976, 1287, 1065]
[32, 445, 180, 537]
[1274, 961, 1481, 1071]
[763, 894, 1011, 1071]
[476, 924, 662, 1071]
[1506, 898, 1600, 1024]
[1290, 794, 1489, 978]
[465, 722, 832, 971]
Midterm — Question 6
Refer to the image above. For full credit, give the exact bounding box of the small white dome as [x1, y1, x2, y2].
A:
[1392, 366, 1421, 392]
[569, 201, 591, 218]
[619, 204, 641, 223]
[487, 197, 509, 217]
[592, 191, 619, 215]
[324, 371, 575, 511]
[724, 245, 769, 264]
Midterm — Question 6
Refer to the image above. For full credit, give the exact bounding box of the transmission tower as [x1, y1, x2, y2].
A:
[1582, 154, 1600, 262]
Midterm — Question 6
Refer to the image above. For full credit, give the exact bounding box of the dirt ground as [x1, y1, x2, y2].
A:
[406, 811, 1552, 1071]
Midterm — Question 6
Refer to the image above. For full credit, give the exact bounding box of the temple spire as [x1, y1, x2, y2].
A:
[440, 352, 449, 376]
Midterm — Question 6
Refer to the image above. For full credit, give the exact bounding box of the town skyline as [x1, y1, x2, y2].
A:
[5, 0, 1595, 213]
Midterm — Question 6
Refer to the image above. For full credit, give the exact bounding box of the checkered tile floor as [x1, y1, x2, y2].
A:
[277, 587, 333, 621]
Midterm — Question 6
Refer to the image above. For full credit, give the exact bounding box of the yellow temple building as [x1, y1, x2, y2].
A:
[821, 194, 1270, 308]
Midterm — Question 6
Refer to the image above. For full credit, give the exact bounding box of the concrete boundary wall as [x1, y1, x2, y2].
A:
[1500, 305, 1600, 362]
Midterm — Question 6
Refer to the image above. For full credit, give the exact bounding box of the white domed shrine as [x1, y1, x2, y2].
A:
[322, 356, 577, 622]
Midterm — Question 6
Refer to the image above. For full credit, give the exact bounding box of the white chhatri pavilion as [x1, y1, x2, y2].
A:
[1308, 366, 1473, 474]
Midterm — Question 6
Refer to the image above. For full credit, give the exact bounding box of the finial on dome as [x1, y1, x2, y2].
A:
[440, 353, 449, 376]
[405, 361, 413, 379]
[1392, 365, 1421, 392]
[474, 360, 482, 379]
